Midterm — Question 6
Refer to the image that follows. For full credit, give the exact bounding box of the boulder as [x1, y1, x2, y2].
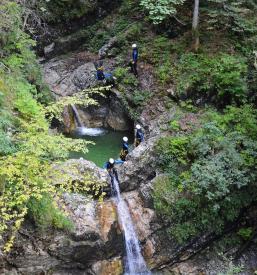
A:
[43, 58, 98, 97]
[98, 37, 118, 59]
[91, 257, 123, 275]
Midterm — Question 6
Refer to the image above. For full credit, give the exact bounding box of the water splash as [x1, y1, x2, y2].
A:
[111, 177, 151, 275]
[75, 127, 107, 137]
[71, 105, 107, 137]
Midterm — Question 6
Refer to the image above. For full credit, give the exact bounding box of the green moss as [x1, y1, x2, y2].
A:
[28, 195, 73, 231]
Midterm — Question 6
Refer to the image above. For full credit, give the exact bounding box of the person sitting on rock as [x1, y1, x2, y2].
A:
[135, 124, 144, 147]
[120, 136, 129, 161]
[96, 65, 105, 81]
[94, 61, 116, 86]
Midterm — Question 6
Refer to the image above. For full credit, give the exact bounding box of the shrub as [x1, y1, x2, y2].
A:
[131, 90, 152, 106]
[237, 227, 253, 240]
[114, 67, 139, 87]
[28, 195, 73, 231]
[154, 106, 257, 243]
[174, 53, 248, 106]
[155, 58, 172, 84]
[141, 36, 172, 64]
[169, 120, 180, 131]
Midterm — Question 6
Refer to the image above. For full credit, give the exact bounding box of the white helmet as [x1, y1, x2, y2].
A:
[132, 43, 137, 48]
[136, 124, 141, 130]
[109, 158, 114, 164]
[123, 136, 128, 142]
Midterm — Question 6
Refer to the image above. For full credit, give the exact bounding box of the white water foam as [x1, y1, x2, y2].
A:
[75, 126, 107, 136]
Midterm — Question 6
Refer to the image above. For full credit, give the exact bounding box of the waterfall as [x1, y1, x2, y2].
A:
[111, 177, 151, 275]
[71, 104, 107, 136]
[71, 104, 83, 127]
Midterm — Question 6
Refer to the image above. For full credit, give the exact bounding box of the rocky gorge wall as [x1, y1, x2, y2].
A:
[1, 3, 257, 273]
[42, 50, 133, 133]
[2, 134, 257, 275]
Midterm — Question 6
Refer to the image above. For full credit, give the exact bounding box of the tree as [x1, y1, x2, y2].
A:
[140, 0, 186, 24]
[192, 0, 200, 51]
[140, 0, 201, 50]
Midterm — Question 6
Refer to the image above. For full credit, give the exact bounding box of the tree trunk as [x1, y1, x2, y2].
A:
[192, 0, 200, 51]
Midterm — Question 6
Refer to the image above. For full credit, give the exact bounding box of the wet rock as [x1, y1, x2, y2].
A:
[44, 42, 55, 57]
[63, 193, 100, 240]
[92, 257, 123, 275]
[97, 201, 117, 242]
[75, 91, 133, 130]
[143, 238, 156, 259]
[123, 191, 155, 242]
[54, 159, 108, 185]
[98, 37, 118, 59]
[62, 105, 76, 133]
[117, 136, 158, 192]
[139, 181, 155, 209]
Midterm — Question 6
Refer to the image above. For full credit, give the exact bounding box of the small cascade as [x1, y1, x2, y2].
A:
[71, 104, 107, 136]
[71, 104, 83, 127]
[111, 177, 151, 275]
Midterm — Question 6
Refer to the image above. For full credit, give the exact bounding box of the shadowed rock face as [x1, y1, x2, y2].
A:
[34, 0, 122, 56]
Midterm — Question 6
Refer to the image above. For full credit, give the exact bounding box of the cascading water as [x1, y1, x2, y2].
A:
[71, 104, 83, 127]
[111, 176, 151, 275]
[71, 104, 107, 136]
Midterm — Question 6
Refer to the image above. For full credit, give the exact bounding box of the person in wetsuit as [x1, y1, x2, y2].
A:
[120, 136, 129, 161]
[135, 124, 144, 147]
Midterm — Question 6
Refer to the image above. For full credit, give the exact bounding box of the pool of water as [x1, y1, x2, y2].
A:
[69, 127, 134, 167]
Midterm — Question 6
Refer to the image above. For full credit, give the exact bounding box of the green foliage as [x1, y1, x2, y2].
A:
[237, 227, 253, 240]
[114, 67, 139, 87]
[131, 90, 152, 106]
[154, 105, 257, 243]
[218, 261, 244, 275]
[0, 1, 52, 105]
[28, 195, 73, 231]
[0, 0, 105, 253]
[206, 0, 257, 39]
[155, 59, 172, 84]
[141, 36, 173, 65]
[114, 67, 129, 80]
[174, 53, 248, 106]
[140, 0, 186, 24]
[36, 0, 98, 22]
[157, 135, 189, 166]
[45, 86, 109, 122]
[0, 131, 15, 156]
[169, 120, 180, 131]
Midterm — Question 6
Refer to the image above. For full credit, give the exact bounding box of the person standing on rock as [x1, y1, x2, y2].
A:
[135, 124, 144, 147]
[131, 43, 138, 77]
[120, 136, 129, 161]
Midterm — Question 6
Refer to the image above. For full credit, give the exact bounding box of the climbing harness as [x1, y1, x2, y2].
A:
[134, 138, 141, 147]
[120, 149, 128, 161]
